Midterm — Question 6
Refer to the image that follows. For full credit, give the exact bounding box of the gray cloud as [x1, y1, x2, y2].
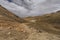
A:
[0, 0, 60, 17]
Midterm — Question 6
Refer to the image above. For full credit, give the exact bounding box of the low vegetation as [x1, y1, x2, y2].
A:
[25, 11, 60, 35]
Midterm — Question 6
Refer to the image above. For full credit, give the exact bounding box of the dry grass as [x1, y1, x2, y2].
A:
[25, 11, 60, 35]
[0, 5, 60, 40]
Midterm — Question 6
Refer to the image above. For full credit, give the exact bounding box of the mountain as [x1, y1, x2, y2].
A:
[0, 5, 60, 40]
[0, 5, 26, 23]
[0, 5, 30, 40]
[24, 11, 60, 35]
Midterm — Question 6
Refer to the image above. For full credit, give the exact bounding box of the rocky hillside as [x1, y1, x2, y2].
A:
[0, 5, 29, 40]
[0, 5, 60, 40]
[0, 5, 26, 23]
[24, 11, 60, 35]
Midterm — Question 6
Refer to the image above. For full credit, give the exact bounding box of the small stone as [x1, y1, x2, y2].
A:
[7, 32, 11, 35]
[30, 20, 36, 22]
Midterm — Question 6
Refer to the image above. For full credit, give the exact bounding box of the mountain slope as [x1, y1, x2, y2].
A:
[0, 5, 26, 23]
[24, 11, 60, 35]
[0, 5, 30, 40]
[0, 5, 60, 40]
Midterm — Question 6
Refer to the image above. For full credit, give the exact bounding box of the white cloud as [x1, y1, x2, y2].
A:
[0, 0, 60, 17]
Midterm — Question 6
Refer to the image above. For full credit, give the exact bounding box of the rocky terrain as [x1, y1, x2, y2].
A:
[0, 5, 60, 40]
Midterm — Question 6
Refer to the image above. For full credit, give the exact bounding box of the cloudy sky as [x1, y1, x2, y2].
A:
[0, 0, 60, 17]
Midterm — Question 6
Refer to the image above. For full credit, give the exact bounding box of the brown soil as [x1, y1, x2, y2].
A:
[0, 5, 60, 40]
